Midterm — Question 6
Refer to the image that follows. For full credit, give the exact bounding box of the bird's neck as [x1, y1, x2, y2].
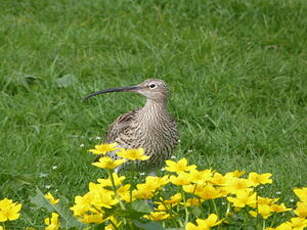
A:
[139, 99, 169, 123]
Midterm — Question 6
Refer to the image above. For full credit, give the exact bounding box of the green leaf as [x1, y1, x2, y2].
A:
[29, 187, 84, 229]
[133, 221, 165, 230]
[191, 206, 201, 216]
[29, 188, 54, 212]
[131, 200, 153, 213]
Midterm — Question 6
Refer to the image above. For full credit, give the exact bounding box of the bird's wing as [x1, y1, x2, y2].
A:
[106, 108, 140, 142]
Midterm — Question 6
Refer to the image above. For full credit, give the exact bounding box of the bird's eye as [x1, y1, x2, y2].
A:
[149, 84, 156, 89]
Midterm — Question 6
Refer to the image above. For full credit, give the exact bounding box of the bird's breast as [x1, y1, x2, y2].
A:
[139, 117, 177, 153]
[114, 108, 177, 154]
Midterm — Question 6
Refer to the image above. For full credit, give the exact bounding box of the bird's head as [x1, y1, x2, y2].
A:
[136, 79, 168, 101]
[84, 79, 168, 102]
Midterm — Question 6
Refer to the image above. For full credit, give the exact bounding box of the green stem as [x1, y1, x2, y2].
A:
[159, 198, 179, 227]
[270, 212, 277, 228]
[181, 190, 189, 225]
[178, 218, 184, 228]
[225, 200, 231, 217]
[211, 199, 219, 216]
[108, 170, 126, 210]
[128, 218, 134, 230]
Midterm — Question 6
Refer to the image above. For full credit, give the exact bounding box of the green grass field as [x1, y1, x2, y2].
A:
[0, 0, 306, 228]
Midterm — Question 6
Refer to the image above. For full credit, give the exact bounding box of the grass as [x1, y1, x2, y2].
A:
[0, 0, 306, 228]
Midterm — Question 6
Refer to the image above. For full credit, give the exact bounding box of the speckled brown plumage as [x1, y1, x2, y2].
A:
[86, 79, 178, 170]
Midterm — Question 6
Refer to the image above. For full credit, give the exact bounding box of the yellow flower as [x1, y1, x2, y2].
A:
[70, 194, 96, 216]
[184, 198, 203, 207]
[202, 214, 223, 227]
[209, 172, 228, 185]
[270, 217, 307, 230]
[133, 189, 154, 200]
[294, 201, 307, 218]
[111, 173, 126, 186]
[257, 196, 279, 206]
[183, 184, 201, 194]
[225, 170, 246, 178]
[155, 203, 167, 212]
[197, 185, 222, 200]
[0, 198, 22, 222]
[170, 173, 191, 186]
[80, 213, 104, 224]
[182, 184, 221, 200]
[227, 190, 256, 208]
[88, 185, 118, 209]
[88, 143, 119, 155]
[116, 148, 149, 161]
[249, 204, 272, 219]
[133, 176, 169, 198]
[144, 212, 170, 221]
[248, 172, 272, 186]
[70, 186, 117, 220]
[265, 222, 292, 230]
[185, 223, 199, 230]
[287, 217, 307, 229]
[92, 156, 126, 169]
[293, 187, 307, 203]
[270, 203, 291, 213]
[186, 214, 222, 230]
[44, 192, 59, 205]
[254, 196, 291, 216]
[223, 177, 253, 194]
[277, 223, 292, 230]
[162, 193, 182, 205]
[133, 183, 155, 200]
[145, 175, 169, 189]
[165, 158, 197, 173]
[188, 169, 213, 184]
[44, 212, 60, 230]
[97, 173, 126, 187]
[117, 184, 133, 202]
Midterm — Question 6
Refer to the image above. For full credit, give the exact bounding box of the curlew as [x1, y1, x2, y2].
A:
[85, 79, 178, 171]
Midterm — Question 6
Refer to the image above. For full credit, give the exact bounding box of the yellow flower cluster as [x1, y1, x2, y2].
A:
[81, 144, 306, 230]
[89, 143, 149, 170]
[266, 188, 307, 230]
[70, 176, 120, 224]
[1, 143, 306, 229]
[77, 144, 307, 229]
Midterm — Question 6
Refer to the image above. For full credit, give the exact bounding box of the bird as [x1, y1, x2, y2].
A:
[84, 79, 178, 172]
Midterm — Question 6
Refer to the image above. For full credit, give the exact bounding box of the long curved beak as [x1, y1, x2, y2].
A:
[84, 85, 141, 100]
